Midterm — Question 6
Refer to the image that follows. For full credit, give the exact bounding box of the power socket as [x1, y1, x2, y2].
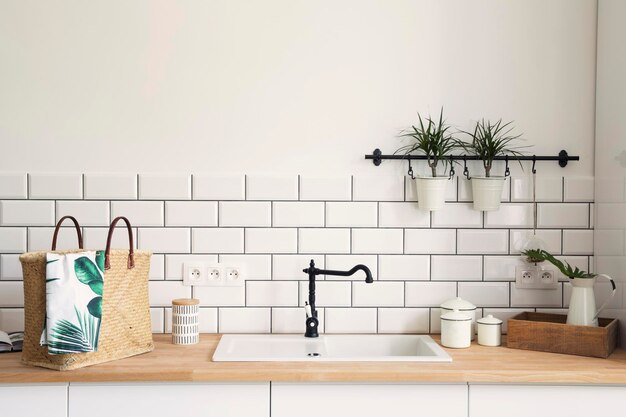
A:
[183, 264, 206, 286]
[515, 265, 558, 290]
[182, 262, 245, 287]
[223, 266, 244, 286]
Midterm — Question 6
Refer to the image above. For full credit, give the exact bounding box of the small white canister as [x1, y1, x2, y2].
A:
[477, 315, 503, 347]
[440, 309, 472, 349]
[172, 298, 200, 345]
[441, 297, 477, 340]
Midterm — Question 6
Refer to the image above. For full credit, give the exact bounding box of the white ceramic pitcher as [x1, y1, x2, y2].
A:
[566, 274, 616, 327]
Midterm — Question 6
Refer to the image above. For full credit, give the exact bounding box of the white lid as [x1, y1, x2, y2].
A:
[440, 297, 476, 311]
[477, 314, 503, 325]
[441, 309, 472, 322]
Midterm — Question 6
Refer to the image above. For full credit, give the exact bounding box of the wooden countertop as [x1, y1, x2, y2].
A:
[2, 334, 626, 384]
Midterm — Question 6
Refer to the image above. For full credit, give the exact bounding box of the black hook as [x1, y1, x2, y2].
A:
[407, 158, 415, 180]
[463, 157, 470, 180]
[448, 156, 455, 180]
[504, 155, 511, 177]
[532, 155, 537, 174]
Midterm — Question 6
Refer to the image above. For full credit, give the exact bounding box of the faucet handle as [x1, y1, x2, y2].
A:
[304, 302, 312, 319]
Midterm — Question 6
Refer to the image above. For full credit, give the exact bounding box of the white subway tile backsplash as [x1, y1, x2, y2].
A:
[510, 285, 563, 307]
[405, 229, 456, 254]
[271, 307, 324, 333]
[149, 254, 165, 280]
[326, 202, 378, 227]
[29, 173, 82, 199]
[165, 254, 219, 280]
[0, 254, 21, 280]
[219, 202, 271, 227]
[165, 202, 217, 227]
[353, 176, 404, 201]
[150, 308, 164, 333]
[378, 308, 429, 334]
[378, 202, 430, 228]
[562, 230, 594, 255]
[139, 174, 191, 200]
[324, 308, 377, 334]
[564, 177, 594, 202]
[352, 229, 403, 254]
[299, 176, 351, 201]
[458, 282, 509, 307]
[195, 286, 245, 306]
[431, 256, 482, 281]
[299, 229, 350, 254]
[378, 255, 429, 281]
[197, 308, 219, 333]
[509, 229, 562, 254]
[84, 174, 137, 200]
[0, 308, 25, 332]
[192, 228, 244, 254]
[0, 282, 23, 307]
[484, 256, 526, 281]
[219, 254, 272, 280]
[484, 203, 534, 228]
[111, 201, 164, 227]
[246, 281, 298, 307]
[298, 281, 351, 307]
[56, 201, 110, 226]
[430, 308, 442, 333]
[0, 174, 27, 199]
[431, 203, 481, 228]
[273, 254, 324, 280]
[511, 177, 562, 202]
[537, 203, 589, 228]
[405, 282, 456, 307]
[273, 202, 324, 227]
[246, 175, 298, 201]
[458, 229, 508, 254]
[148, 281, 192, 306]
[138, 228, 190, 253]
[1, 200, 55, 226]
[29, 227, 86, 251]
[193, 174, 245, 201]
[83, 227, 137, 251]
[219, 308, 271, 333]
[245, 228, 297, 254]
[325, 255, 377, 280]
[352, 281, 404, 307]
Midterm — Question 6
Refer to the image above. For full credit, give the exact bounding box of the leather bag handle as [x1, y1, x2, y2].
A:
[51, 216, 83, 250]
[105, 216, 134, 270]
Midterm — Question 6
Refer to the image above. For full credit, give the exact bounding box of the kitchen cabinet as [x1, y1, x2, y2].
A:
[0, 384, 67, 417]
[271, 383, 468, 417]
[469, 385, 626, 417]
[69, 382, 269, 417]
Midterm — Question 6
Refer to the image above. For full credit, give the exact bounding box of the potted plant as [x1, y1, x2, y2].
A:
[395, 110, 456, 210]
[522, 250, 616, 327]
[522, 248, 545, 264]
[459, 119, 525, 211]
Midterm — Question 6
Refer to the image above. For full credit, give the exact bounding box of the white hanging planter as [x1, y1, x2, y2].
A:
[415, 176, 448, 211]
[471, 176, 505, 211]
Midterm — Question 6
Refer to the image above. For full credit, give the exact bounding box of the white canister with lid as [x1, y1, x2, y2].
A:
[477, 315, 503, 347]
[440, 309, 472, 349]
[441, 297, 477, 340]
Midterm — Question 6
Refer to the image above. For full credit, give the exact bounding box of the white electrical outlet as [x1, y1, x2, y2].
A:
[223, 266, 244, 287]
[515, 265, 559, 289]
[182, 262, 244, 286]
[183, 263, 206, 286]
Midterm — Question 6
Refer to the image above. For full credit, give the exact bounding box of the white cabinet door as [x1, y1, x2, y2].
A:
[470, 385, 626, 417]
[0, 384, 67, 417]
[69, 382, 269, 417]
[272, 383, 467, 417]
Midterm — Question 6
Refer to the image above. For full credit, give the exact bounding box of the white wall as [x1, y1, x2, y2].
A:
[0, 0, 596, 176]
[595, 0, 626, 344]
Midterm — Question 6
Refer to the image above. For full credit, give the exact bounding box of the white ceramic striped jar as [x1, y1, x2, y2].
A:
[172, 298, 200, 345]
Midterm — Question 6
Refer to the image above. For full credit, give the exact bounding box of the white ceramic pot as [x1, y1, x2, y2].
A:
[567, 275, 616, 326]
[172, 298, 200, 345]
[415, 176, 449, 211]
[470, 176, 505, 211]
[440, 309, 472, 349]
[441, 297, 476, 340]
[477, 315, 503, 347]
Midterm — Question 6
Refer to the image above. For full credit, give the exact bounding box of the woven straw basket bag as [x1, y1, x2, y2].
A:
[20, 216, 154, 371]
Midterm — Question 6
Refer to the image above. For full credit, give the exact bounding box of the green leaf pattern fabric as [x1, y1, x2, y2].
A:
[42, 251, 105, 354]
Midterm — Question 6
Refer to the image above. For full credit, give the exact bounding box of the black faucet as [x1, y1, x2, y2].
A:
[302, 259, 374, 338]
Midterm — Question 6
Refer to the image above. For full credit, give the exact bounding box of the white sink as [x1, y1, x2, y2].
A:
[212, 334, 452, 362]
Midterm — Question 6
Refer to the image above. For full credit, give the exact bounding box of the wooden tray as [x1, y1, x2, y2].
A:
[507, 312, 619, 359]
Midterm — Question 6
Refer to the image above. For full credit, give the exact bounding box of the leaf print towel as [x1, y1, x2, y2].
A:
[42, 251, 105, 354]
